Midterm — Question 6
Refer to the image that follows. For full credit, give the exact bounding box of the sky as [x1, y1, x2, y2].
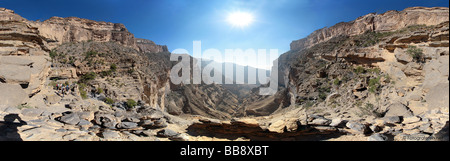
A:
[1, 0, 448, 69]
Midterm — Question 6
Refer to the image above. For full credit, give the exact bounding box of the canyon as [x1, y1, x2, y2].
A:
[0, 7, 448, 141]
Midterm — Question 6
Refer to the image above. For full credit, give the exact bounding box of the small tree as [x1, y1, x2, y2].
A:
[79, 72, 97, 83]
[406, 46, 424, 63]
[105, 97, 114, 105]
[126, 99, 137, 109]
[110, 64, 117, 72]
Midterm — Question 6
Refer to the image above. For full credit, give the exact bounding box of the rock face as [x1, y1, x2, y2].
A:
[0, 8, 51, 109]
[135, 38, 168, 54]
[31, 16, 166, 52]
[290, 7, 449, 51]
[0, 84, 28, 109]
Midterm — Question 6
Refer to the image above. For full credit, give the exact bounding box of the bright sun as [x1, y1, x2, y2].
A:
[227, 11, 254, 27]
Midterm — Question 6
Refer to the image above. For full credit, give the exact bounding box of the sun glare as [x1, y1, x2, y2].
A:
[227, 11, 254, 27]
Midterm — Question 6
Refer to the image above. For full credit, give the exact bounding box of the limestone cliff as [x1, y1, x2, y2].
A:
[265, 7, 449, 121]
[290, 7, 449, 51]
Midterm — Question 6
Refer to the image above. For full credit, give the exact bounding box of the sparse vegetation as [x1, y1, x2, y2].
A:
[79, 72, 97, 83]
[80, 89, 88, 99]
[126, 99, 137, 109]
[48, 80, 57, 88]
[333, 78, 341, 86]
[354, 66, 366, 74]
[78, 82, 88, 99]
[368, 77, 381, 93]
[110, 64, 117, 72]
[105, 97, 114, 105]
[304, 101, 315, 109]
[367, 68, 381, 75]
[319, 92, 328, 101]
[17, 104, 32, 110]
[85, 50, 98, 60]
[49, 50, 58, 59]
[100, 70, 113, 77]
[406, 45, 424, 63]
[97, 87, 104, 94]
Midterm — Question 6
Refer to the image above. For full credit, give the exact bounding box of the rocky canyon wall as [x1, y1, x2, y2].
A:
[290, 7, 449, 51]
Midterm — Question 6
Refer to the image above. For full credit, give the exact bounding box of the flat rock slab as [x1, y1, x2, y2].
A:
[0, 64, 31, 84]
[0, 84, 28, 109]
[0, 56, 33, 66]
[21, 108, 44, 118]
[102, 130, 121, 139]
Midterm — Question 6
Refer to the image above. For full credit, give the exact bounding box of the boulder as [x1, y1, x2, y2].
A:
[284, 118, 300, 132]
[77, 111, 94, 121]
[395, 49, 413, 64]
[44, 94, 62, 105]
[408, 101, 429, 115]
[0, 84, 29, 109]
[0, 64, 31, 84]
[384, 103, 413, 117]
[58, 112, 81, 125]
[77, 119, 91, 126]
[368, 133, 388, 141]
[310, 117, 332, 126]
[425, 83, 449, 109]
[329, 118, 345, 127]
[402, 116, 421, 124]
[102, 130, 121, 139]
[157, 129, 179, 138]
[346, 121, 368, 135]
[383, 116, 402, 124]
[140, 118, 167, 129]
[21, 108, 44, 118]
[268, 120, 287, 133]
[117, 122, 138, 129]
[94, 113, 118, 129]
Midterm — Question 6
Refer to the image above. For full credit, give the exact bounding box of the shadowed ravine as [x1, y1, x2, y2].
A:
[186, 121, 345, 141]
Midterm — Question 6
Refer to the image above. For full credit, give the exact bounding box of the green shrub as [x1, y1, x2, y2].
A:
[304, 101, 315, 109]
[49, 50, 58, 59]
[368, 68, 381, 75]
[85, 50, 98, 59]
[80, 90, 88, 99]
[48, 80, 57, 88]
[126, 99, 137, 109]
[110, 64, 117, 72]
[105, 97, 114, 105]
[319, 92, 328, 101]
[368, 77, 381, 93]
[333, 78, 341, 86]
[79, 72, 97, 83]
[97, 88, 104, 94]
[100, 70, 113, 77]
[78, 82, 88, 99]
[354, 66, 366, 74]
[406, 46, 424, 63]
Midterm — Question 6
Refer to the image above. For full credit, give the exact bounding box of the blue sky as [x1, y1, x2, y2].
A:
[1, 0, 448, 69]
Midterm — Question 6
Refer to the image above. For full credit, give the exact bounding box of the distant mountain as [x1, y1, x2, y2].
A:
[200, 59, 271, 85]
